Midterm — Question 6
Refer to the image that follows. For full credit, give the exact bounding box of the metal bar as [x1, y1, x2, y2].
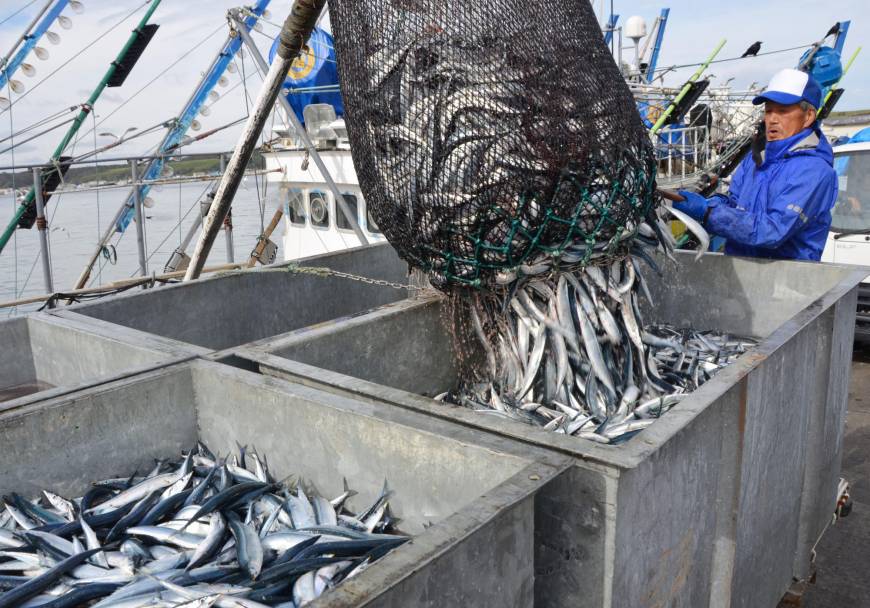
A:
[234, 12, 369, 245]
[645, 8, 670, 83]
[184, 0, 329, 281]
[221, 154, 234, 263]
[834, 21, 851, 55]
[0, 0, 66, 89]
[131, 160, 148, 279]
[32, 167, 54, 300]
[0, 0, 164, 256]
[603, 13, 618, 46]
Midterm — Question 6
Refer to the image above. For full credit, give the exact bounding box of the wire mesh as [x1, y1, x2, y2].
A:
[329, 0, 658, 290]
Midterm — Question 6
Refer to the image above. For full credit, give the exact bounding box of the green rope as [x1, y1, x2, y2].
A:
[427, 162, 657, 287]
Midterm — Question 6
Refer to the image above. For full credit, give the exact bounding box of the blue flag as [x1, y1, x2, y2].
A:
[269, 27, 344, 124]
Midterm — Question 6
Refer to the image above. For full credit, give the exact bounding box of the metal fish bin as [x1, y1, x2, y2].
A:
[54, 243, 413, 354]
[0, 311, 195, 410]
[0, 359, 566, 607]
[232, 253, 867, 608]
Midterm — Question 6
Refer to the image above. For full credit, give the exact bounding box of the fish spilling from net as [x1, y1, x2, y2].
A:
[0, 444, 407, 608]
[439, 253, 757, 445]
[327, 1, 733, 446]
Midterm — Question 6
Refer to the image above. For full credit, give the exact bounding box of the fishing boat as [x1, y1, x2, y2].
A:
[265, 116, 386, 261]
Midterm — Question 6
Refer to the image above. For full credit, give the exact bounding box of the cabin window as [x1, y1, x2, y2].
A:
[309, 191, 330, 228]
[336, 193, 359, 231]
[366, 202, 382, 234]
[287, 189, 306, 225]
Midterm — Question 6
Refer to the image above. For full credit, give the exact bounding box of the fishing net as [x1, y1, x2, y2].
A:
[329, 0, 657, 290]
[327, 0, 750, 445]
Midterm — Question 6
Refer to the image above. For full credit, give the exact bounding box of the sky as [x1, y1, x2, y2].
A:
[0, 0, 867, 165]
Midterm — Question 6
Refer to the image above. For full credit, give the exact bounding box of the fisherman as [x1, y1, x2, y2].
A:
[670, 68, 838, 261]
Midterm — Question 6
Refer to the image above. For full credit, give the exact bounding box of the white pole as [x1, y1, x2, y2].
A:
[185, 0, 328, 281]
[131, 160, 148, 279]
[32, 167, 54, 299]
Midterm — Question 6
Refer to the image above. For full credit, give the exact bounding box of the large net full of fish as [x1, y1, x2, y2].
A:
[329, 0, 751, 444]
[329, 0, 657, 289]
[0, 444, 406, 607]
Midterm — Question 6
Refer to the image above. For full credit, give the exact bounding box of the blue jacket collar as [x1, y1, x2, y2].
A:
[760, 125, 832, 167]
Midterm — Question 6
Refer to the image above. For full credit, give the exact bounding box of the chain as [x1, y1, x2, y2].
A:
[276, 263, 426, 292]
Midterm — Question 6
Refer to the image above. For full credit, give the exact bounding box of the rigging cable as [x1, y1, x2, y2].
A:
[0, 105, 79, 145]
[0, 1, 150, 115]
[652, 42, 815, 74]
[73, 20, 228, 147]
[0, 1, 40, 29]
[69, 119, 170, 163]
[0, 117, 75, 156]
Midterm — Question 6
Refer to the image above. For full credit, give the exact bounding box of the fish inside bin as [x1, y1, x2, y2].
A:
[0, 443, 407, 608]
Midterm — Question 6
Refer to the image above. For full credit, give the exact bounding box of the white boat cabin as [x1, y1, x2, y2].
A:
[262, 105, 386, 262]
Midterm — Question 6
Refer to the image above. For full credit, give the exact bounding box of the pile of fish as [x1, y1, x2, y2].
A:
[441, 253, 757, 445]
[0, 444, 407, 607]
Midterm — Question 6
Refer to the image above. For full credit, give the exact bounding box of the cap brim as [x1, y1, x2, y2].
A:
[752, 91, 804, 106]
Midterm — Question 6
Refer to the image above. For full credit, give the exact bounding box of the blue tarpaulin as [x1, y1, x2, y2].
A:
[269, 27, 343, 124]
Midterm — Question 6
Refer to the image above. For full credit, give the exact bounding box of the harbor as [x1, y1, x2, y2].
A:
[1, 1, 869, 606]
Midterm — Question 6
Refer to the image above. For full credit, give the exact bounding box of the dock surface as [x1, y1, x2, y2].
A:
[805, 346, 870, 605]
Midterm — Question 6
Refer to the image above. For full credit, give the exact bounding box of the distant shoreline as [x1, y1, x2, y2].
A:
[0, 153, 265, 190]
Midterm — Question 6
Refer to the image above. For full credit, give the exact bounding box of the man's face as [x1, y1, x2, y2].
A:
[765, 101, 817, 141]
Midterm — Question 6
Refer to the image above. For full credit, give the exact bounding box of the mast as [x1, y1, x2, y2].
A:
[644, 8, 669, 83]
[72, 0, 272, 290]
[0, 0, 164, 256]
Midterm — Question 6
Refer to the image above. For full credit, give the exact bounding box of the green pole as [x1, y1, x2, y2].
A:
[650, 39, 727, 135]
[821, 46, 861, 111]
[0, 0, 163, 256]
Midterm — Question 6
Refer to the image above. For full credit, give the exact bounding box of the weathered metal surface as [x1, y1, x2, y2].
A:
[794, 290, 857, 579]
[233, 252, 866, 607]
[0, 311, 196, 411]
[0, 360, 565, 607]
[56, 243, 411, 353]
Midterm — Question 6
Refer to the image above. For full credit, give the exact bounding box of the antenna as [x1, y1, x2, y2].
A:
[625, 15, 647, 71]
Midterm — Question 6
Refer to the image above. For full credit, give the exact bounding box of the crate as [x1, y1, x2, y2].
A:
[234, 253, 866, 607]
[0, 360, 566, 607]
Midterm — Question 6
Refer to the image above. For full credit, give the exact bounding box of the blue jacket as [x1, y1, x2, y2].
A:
[688, 127, 838, 261]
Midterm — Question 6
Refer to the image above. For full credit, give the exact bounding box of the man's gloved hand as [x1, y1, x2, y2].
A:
[674, 190, 712, 222]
